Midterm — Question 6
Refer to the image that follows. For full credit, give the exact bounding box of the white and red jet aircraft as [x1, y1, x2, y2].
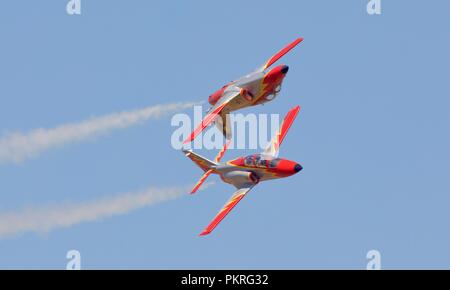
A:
[183, 38, 304, 143]
[183, 105, 302, 236]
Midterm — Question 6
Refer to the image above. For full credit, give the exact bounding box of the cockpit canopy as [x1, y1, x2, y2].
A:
[243, 154, 281, 168]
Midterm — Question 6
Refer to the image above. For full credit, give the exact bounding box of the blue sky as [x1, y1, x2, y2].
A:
[0, 0, 449, 269]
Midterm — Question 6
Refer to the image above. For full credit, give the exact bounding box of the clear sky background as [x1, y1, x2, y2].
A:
[0, 0, 449, 269]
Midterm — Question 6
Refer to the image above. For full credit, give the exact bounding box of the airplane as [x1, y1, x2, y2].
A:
[183, 38, 304, 143]
[183, 105, 302, 236]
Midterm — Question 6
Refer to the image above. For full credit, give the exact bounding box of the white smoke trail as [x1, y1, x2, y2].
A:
[0, 182, 214, 238]
[0, 102, 196, 164]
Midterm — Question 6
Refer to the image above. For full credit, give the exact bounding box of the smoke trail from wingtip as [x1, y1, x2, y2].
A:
[0, 102, 196, 164]
[0, 182, 214, 239]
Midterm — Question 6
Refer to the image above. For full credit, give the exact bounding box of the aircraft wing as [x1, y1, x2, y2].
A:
[199, 186, 254, 236]
[183, 89, 241, 144]
[263, 105, 300, 157]
[258, 38, 304, 72]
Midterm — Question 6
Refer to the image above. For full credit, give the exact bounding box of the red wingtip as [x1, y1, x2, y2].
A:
[199, 231, 210, 236]
[263, 37, 304, 70]
[190, 185, 200, 195]
[290, 38, 304, 48]
[190, 170, 213, 195]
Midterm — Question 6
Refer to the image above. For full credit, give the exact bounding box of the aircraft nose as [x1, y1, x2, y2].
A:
[294, 163, 302, 173]
[281, 65, 289, 74]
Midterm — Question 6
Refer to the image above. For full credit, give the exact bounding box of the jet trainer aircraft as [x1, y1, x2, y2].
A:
[183, 38, 304, 143]
[183, 105, 302, 236]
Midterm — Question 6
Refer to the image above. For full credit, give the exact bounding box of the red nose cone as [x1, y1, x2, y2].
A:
[276, 159, 301, 176]
[265, 65, 289, 84]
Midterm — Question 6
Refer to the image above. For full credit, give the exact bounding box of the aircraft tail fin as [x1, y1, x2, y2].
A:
[183, 149, 217, 172]
[183, 141, 230, 194]
[183, 150, 217, 194]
